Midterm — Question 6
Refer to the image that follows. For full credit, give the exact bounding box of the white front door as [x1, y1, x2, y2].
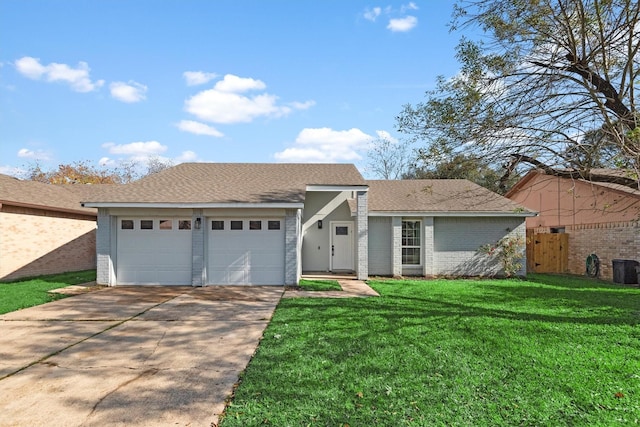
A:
[330, 221, 354, 271]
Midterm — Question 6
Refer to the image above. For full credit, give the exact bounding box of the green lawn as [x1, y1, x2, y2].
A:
[221, 274, 640, 426]
[299, 279, 343, 292]
[0, 270, 96, 314]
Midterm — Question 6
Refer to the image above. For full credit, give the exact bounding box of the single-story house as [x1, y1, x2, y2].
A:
[81, 163, 535, 286]
[506, 168, 640, 280]
[0, 174, 97, 280]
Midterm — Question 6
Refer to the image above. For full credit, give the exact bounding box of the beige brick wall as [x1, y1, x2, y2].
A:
[0, 210, 96, 280]
[567, 221, 639, 281]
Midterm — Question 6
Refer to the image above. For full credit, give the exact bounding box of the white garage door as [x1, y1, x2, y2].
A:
[116, 218, 192, 285]
[207, 218, 285, 285]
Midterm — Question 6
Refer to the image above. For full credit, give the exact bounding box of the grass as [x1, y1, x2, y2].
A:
[0, 270, 96, 314]
[221, 274, 640, 426]
[299, 279, 343, 292]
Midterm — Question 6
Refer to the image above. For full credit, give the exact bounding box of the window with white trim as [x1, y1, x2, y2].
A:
[402, 220, 421, 265]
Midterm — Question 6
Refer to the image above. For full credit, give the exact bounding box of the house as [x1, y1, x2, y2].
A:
[506, 169, 640, 280]
[0, 174, 97, 280]
[81, 163, 535, 286]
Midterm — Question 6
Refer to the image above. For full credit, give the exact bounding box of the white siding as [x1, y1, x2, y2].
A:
[368, 216, 392, 276]
[301, 191, 352, 272]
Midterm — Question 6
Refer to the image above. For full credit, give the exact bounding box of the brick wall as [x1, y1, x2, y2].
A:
[566, 221, 639, 281]
[1, 210, 96, 280]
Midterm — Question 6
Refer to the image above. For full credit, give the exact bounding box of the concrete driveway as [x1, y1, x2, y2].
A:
[0, 285, 283, 427]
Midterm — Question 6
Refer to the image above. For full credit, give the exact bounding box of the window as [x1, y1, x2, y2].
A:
[212, 220, 224, 230]
[268, 220, 281, 230]
[121, 220, 134, 230]
[159, 220, 172, 230]
[178, 220, 192, 230]
[402, 220, 421, 265]
[249, 220, 262, 230]
[230, 220, 243, 230]
[335, 226, 349, 235]
[140, 220, 153, 230]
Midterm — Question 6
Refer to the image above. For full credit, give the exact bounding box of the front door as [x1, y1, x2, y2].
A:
[330, 221, 354, 271]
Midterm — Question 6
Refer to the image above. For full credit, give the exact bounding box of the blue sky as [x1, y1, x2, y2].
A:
[1, 1, 463, 178]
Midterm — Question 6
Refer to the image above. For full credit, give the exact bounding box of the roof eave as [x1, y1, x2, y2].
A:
[306, 185, 368, 192]
[81, 202, 305, 209]
[368, 210, 538, 217]
[1, 200, 97, 216]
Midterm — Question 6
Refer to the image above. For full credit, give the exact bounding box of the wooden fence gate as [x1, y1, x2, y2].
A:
[526, 230, 569, 273]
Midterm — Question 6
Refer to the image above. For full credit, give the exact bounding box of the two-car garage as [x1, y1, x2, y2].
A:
[115, 216, 285, 286]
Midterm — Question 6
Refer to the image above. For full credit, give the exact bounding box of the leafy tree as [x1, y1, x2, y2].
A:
[398, 0, 640, 191]
[26, 160, 122, 184]
[24, 157, 175, 184]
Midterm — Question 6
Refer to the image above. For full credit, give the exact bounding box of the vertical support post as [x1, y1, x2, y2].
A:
[356, 190, 368, 280]
[191, 209, 205, 286]
[391, 216, 402, 277]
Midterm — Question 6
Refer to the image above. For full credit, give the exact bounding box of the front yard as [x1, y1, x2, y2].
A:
[0, 270, 96, 314]
[221, 274, 639, 426]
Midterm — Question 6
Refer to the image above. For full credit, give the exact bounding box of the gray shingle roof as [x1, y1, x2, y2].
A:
[367, 179, 533, 214]
[0, 174, 97, 215]
[82, 163, 367, 204]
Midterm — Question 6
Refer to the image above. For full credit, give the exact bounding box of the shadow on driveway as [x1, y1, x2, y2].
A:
[0, 285, 283, 427]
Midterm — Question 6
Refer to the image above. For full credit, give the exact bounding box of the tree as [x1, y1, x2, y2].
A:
[406, 153, 520, 194]
[26, 160, 123, 184]
[398, 0, 640, 192]
[367, 137, 412, 179]
[24, 157, 176, 184]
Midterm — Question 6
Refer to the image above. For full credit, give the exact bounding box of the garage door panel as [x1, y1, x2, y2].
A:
[117, 218, 192, 285]
[207, 219, 285, 285]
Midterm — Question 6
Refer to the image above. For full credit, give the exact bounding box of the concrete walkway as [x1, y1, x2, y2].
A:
[0, 286, 282, 427]
[283, 279, 379, 298]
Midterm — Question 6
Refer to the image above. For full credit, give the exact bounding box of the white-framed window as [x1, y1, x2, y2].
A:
[402, 220, 421, 265]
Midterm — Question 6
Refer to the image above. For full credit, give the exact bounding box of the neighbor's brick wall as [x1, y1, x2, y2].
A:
[0, 209, 96, 280]
[567, 221, 639, 281]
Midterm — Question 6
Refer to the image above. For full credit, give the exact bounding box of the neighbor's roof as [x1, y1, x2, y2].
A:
[0, 173, 97, 215]
[81, 163, 367, 206]
[367, 179, 535, 216]
[505, 168, 640, 198]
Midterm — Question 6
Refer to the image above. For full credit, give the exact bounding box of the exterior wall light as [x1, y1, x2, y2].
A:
[195, 217, 202, 229]
[317, 220, 323, 229]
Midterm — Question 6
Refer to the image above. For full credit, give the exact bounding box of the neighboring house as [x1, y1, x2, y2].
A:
[0, 174, 97, 280]
[506, 169, 640, 280]
[81, 163, 535, 286]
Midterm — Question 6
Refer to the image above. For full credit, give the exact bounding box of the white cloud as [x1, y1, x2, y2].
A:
[176, 150, 198, 162]
[98, 157, 114, 167]
[375, 130, 398, 143]
[363, 4, 419, 32]
[387, 15, 418, 32]
[364, 7, 382, 22]
[274, 127, 374, 162]
[401, 2, 419, 12]
[110, 81, 147, 103]
[14, 56, 104, 92]
[17, 148, 51, 160]
[176, 120, 224, 137]
[184, 74, 313, 124]
[102, 141, 167, 156]
[183, 71, 218, 86]
[214, 74, 266, 93]
[0, 165, 25, 177]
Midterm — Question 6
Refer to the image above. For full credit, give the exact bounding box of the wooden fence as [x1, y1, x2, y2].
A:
[526, 230, 569, 273]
